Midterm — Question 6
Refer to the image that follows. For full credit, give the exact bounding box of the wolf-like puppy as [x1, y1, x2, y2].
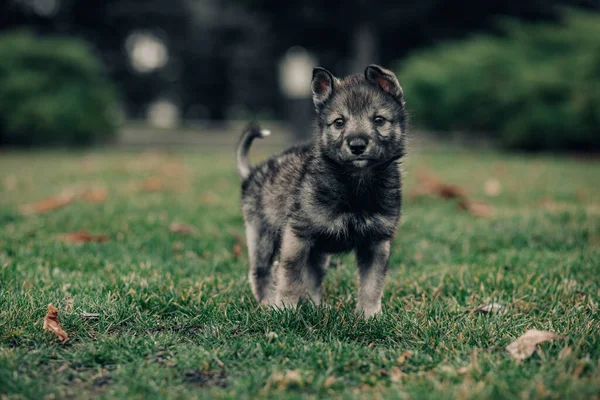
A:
[236, 65, 407, 317]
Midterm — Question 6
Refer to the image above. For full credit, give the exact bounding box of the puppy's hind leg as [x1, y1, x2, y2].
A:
[245, 220, 278, 305]
[275, 225, 310, 309]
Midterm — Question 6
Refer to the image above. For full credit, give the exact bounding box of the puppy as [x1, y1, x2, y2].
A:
[235, 65, 407, 317]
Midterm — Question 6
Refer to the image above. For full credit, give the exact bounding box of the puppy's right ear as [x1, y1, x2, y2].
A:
[311, 67, 335, 109]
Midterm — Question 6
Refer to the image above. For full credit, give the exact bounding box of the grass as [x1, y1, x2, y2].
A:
[0, 144, 599, 399]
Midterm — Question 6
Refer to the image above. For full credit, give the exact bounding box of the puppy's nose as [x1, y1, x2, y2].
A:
[347, 137, 368, 155]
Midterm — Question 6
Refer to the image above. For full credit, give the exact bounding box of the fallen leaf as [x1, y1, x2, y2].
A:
[231, 231, 245, 259]
[20, 191, 75, 215]
[484, 178, 502, 197]
[60, 231, 109, 243]
[232, 244, 243, 259]
[81, 312, 100, 319]
[473, 302, 503, 314]
[169, 222, 196, 234]
[159, 161, 188, 178]
[506, 329, 565, 361]
[390, 366, 404, 383]
[268, 370, 302, 389]
[141, 176, 164, 192]
[396, 350, 414, 365]
[81, 187, 108, 203]
[458, 198, 494, 217]
[43, 304, 69, 343]
[324, 376, 336, 387]
[410, 168, 468, 200]
[457, 366, 471, 375]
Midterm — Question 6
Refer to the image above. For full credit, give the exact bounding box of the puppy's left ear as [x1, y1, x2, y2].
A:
[365, 65, 404, 105]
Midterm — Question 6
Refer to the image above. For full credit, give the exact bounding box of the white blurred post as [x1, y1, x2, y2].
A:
[278, 47, 317, 142]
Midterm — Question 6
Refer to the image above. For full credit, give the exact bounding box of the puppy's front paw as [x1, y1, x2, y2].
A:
[356, 303, 382, 319]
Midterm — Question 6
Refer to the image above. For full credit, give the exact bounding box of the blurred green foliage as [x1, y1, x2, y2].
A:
[0, 32, 118, 147]
[398, 10, 600, 151]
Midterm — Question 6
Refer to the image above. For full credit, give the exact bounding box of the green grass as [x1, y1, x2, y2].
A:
[0, 146, 599, 399]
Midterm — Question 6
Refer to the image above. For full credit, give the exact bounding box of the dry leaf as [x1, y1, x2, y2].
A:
[458, 198, 494, 217]
[410, 168, 468, 200]
[60, 231, 109, 243]
[484, 178, 502, 197]
[267, 370, 303, 390]
[324, 376, 336, 387]
[473, 302, 503, 314]
[81, 187, 108, 203]
[231, 231, 245, 259]
[390, 366, 404, 383]
[232, 244, 243, 259]
[396, 350, 414, 365]
[141, 176, 164, 192]
[43, 304, 69, 343]
[169, 222, 196, 234]
[20, 191, 75, 215]
[506, 329, 565, 361]
[159, 161, 188, 178]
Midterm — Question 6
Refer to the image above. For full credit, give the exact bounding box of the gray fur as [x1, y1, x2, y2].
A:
[236, 65, 407, 317]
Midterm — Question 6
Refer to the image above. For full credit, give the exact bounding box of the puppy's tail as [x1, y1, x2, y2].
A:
[236, 123, 271, 180]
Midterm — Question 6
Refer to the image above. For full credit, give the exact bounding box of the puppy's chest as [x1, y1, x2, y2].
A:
[299, 189, 399, 252]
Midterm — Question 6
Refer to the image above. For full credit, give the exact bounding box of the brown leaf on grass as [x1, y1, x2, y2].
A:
[169, 222, 196, 234]
[409, 168, 468, 200]
[390, 366, 404, 383]
[43, 304, 69, 343]
[267, 370, 303, 390]
[232, 244, 243, 259]
[20, 191, 75, 215]
[159, 161, 188, 178]
[60, 231, 109, 243]
[81, 187, 108, 203]
[324, 376, 337, 387]
[484, 178, 502, 197]
[458, 198, 494, 217]
[396, 350, 414, 365]
[141, 176, 165, 192]
[506, 329, 565, 361]
[230, 231, 245, 259]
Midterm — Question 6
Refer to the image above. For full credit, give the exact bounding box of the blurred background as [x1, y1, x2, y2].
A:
[0, 0, 598, 151]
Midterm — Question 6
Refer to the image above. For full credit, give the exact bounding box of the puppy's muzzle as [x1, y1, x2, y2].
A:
[346, 135, 369, 156]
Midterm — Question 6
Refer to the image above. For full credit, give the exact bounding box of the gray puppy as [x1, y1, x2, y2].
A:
[235, 65, 407, 317]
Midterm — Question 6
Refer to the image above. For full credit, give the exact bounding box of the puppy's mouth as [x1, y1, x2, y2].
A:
[351, 159, 370, 168]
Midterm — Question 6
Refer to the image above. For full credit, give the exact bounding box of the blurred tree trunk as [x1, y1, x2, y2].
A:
[350, 22, 378, 74]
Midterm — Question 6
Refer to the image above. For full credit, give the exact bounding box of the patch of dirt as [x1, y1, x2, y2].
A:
[183, 369, 227, 388]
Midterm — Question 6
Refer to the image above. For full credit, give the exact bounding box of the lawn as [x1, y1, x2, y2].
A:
[0, 145, 598, 399]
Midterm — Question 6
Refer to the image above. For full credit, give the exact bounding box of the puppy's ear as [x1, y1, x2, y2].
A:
[365, 65, 404, 105]
[311, 67, 336, 109]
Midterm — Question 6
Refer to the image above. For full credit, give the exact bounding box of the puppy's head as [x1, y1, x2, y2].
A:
[311, 65, 407, 168]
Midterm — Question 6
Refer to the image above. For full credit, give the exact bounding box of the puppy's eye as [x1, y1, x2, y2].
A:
[333, 118, 345, 129]
[373, 116, 386, 126]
